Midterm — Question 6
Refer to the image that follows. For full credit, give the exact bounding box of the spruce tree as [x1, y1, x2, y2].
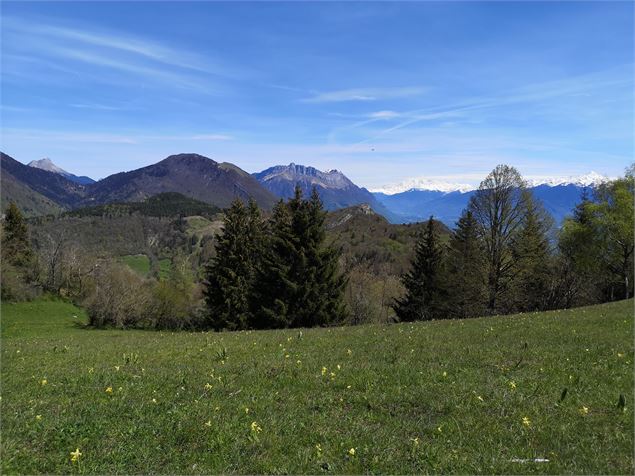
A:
[2, 202, 32, 266]
[510, 197, 553, 312]
[204, 199, 263, 330]
[393, 217, 446, 321]
[446, 210, 487, 319]
[251, 199, 297, 329]
[252, 187, 348, 328]
[292, 188, 348, 327]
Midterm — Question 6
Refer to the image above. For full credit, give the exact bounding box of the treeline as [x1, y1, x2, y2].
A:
[57, 192, 220, 220]
[394, 164, 634, 321]
[2, 163, 632, 331]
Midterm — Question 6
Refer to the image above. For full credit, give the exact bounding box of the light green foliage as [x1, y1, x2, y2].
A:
[1, 298, 632, 474]
[119, 254, 151, 276]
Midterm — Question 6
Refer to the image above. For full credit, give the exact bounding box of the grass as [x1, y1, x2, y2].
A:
[1, 298, 633, 474]
[119, 254, 151, 277]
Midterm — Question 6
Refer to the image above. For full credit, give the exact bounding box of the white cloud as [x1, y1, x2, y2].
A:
[301, 87, 424, 103]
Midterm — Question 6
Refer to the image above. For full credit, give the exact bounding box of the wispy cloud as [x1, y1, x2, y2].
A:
[1, 16, 249, 93]
[301, 87, 425, 103]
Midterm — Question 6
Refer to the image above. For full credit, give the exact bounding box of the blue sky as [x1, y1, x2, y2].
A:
[1, 1, 633, 188]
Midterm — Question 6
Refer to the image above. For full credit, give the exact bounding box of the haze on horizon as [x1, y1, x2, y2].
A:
[1, 1, 633, 188]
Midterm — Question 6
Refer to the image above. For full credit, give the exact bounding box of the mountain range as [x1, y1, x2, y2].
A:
[1, 151, 605, 225]
[253, 163, 397, 221]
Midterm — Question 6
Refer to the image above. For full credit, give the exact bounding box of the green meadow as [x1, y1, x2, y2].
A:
[1, 298, 633, 474]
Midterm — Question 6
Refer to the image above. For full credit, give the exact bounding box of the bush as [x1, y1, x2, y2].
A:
[84, 263, 152, 328]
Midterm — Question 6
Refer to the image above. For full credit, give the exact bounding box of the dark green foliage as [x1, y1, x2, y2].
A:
[445, 210, 487, 318]
[392, 217, 446, 321]
[1, 202, 37, 301]
[253, 188, 348, 329]
[510, 196, 554, 312]
[250, 200, 297, 329]
[62, 192, 220, 220]
[2, 202, 32, 266]
[204, 199, 264, 330]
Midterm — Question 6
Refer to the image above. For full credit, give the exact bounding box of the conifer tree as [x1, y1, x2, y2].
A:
[1, 202, 32, 266]
[510, 196, 553, 312]
[204, 199, 263, 330]
[292, 188, 348, 327]
[251, 199, 297, 329]
[446, 210, 487, 318]
[252, 187, 348, 328]
[393, 217, 446, 321]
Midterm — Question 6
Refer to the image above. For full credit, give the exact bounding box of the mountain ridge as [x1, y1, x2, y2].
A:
[28, 158, 96, 185]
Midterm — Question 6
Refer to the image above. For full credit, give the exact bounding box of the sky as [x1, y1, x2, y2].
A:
[1, 1, 633, 189]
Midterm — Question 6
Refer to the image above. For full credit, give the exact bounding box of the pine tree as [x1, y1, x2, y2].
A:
[393, 217, 446, 321]
[1, 202, 32, 266]
[204, 199, 263, 330]
[446, 210, 487, 319]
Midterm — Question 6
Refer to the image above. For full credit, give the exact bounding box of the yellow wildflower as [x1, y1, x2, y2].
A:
[105, 387, 113, 394]
[204, 383, 213, 390]
[245, 407, 249, 414]
[348, 447, 356, 456]
[251, 421, 262, 433]
[40, 379, 47, 386]
[321, 367, 327, 376]
[522, 416, 531, 427]
[315, 443, 323, 456]
[509, 381, 517, 389]
[579, 406, 589, 415]
[70, 448, 82, 463]
[442, 371, 447, 377]
[35, 415, 42, 421]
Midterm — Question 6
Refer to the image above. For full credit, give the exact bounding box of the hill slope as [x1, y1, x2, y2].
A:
[0, 152, 86, 210]
[1, 298, 632, 474]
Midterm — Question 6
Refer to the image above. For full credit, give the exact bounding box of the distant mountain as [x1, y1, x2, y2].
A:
[1, 152, 86, 214]
[28, 158, 96, 185]
[254, 163, 398, 222]
[84, 153, 276, 209]
[2, 152, 276, 215]
[373, 181, 608, 226]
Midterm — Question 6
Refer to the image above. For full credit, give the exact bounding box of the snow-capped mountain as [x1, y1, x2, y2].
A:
[372, 172, 611, 196]
[525, 171, 611, 188]
[370, 178, 474, 195]
[28, 158, 95, 185]
[372, 172, 612, 226]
